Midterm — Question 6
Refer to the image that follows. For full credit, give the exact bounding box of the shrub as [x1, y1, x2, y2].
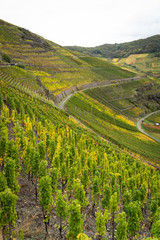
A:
[2, 54, 11, 63]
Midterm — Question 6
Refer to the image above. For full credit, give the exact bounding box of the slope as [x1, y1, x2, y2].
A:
[66, 35, 160, 58]
[0, 19, 135, 99]
[0, 19, 160, 240]
[0, 73, 160, 240]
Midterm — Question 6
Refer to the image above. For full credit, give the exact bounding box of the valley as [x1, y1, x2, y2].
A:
[0, 19, 160, 240]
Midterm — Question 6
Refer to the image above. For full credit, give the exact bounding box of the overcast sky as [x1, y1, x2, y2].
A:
[1, 0, 160, 47]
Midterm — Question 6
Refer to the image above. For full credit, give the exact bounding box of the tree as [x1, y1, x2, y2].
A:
[0, 188, 18, 239]
[67, 200, 84, 240]
[56, 190, 68, 239]
[39, 175, 53, 236]
[116, 212, 127, 240]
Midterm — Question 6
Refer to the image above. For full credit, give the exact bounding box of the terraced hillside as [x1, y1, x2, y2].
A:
[66, 78, 160, 162]
[1, 19, 160, 240]
[0, 19, 135, 98]
[1, 73, 160, 240]
[111, 53, 160, 78]
[142, 112, 160, 141]
[67, 35, 160, 77]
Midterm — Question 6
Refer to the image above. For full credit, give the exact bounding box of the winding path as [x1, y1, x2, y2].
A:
[137, 110, 160, 143]
[58, 76, 139, 109]
[58, 79, 160, 144]
[57, 81, 160, 169]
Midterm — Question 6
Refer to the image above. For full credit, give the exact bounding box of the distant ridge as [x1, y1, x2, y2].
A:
[66, 35, 160, 58]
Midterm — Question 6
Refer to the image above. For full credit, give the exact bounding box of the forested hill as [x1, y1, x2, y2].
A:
[66, 35, 160, 58]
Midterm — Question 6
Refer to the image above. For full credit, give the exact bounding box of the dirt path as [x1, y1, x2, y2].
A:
[58, 76, 140, 109]
[137, 110, 160, 143]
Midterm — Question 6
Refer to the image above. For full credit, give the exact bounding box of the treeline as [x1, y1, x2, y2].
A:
[66, 35, 160, 58]
[0, 80, 160, 239]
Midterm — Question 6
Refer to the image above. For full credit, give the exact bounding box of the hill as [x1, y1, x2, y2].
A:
[0, 19, 135, 101]
[1, 63, 160, 240]
[66, 35, 160, 77]
[0, 19, 160, 240]
[66, 35, 160, 58]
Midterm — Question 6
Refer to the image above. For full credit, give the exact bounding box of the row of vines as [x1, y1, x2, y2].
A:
[0, 80, 160, 239]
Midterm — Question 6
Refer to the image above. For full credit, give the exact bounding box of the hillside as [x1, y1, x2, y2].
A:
[1, 68, 160, 240]
[0, 19, 160, 240]
[66, 35, 160, 58]
[0, 19, 135, 100]
[66, 78, 160, 161]
[66, 35, 160, 78]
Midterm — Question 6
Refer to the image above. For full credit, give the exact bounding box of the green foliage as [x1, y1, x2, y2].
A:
[38, 160, 48, 179]
[116, 212, 128, 240]
[31, 150, 40, 178]
[37, 141, 46, 160]
[0, 173, 7, 192]
[95, 208, 109, 238]
[50, 167, 58, 194]
[0, 137, 7, 159]
[67, 200, 84, 240]
[39, 175, 53, 212]
[0, 188, 18, 237]
[126, 201, 142, 238]
[150, 200, 158, 216]
[0, 93, 3, 110]
[110, 192, 119, 214]
[4, 158, 20, 194]
[151, 220, 160, 239]
[102, 184, 111, 209]
[2, 53, 11, 63]
[67, 35, 160, 58]
[56, 190, 68, 219]
[75, 180, 89, 208]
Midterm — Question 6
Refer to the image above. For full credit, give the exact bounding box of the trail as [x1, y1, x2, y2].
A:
[58, 76, 139, 109]
[137, 110, 160, 143]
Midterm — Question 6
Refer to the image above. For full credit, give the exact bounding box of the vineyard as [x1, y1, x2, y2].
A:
[0, 77, 160, 239]
[142, 112, 160, 141]
[0, 19, 160, 240]
[66, 79, 160, 161]
[0, 19, 135, 98]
